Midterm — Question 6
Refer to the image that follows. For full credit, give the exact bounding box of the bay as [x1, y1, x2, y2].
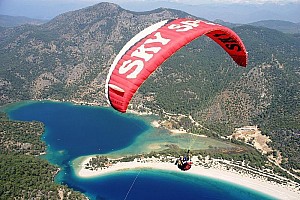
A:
[5, 101, 275, 200]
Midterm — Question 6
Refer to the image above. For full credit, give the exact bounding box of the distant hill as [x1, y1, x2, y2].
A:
[119, 1, 300, 24]
[214, 19, 300, 34]
[1, 0, 299, 24]
[0, 2, 299, 174]
[249, 20, 300, 34]
[0, 15, 48, 27]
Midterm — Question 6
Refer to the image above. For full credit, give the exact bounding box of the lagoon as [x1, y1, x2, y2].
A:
[6, 101, 275, 200]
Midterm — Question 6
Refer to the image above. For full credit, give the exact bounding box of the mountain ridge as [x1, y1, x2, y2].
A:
[249, 20, 300, 34]
[0, 14, 48, 27]
[1, 2, 299, 175]
[2, 1, 299, 23]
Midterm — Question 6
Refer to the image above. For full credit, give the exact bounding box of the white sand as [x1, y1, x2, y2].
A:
[151, 120, 160, 128]
[75, 156, 300, 200]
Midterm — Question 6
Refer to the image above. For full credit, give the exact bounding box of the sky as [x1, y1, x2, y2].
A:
[59, 0, 299, 3]
[115, 0, 300, 3]
[0, 0, 299, 22]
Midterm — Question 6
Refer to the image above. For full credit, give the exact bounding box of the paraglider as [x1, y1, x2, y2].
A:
[175, 150, 193, 171]
[105, 18, 248, 113]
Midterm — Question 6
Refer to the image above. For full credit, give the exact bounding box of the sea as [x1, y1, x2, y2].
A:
[5, 101, 276, 200]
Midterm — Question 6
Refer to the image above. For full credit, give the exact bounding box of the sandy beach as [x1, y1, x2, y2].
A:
[75, 156, 300, 200]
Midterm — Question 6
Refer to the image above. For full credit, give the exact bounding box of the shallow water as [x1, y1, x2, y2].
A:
[5, 101, 275, 200]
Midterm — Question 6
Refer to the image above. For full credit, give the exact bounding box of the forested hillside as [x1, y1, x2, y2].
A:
[0, 3, 192, 106]
[0, 112, 87, 199]
[0, 2, 299, 176]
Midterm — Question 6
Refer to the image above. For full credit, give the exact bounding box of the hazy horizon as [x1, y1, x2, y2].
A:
[0, 0, 299, 23]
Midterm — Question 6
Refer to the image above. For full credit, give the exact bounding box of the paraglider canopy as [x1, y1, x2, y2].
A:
[105, 18, 248, 113]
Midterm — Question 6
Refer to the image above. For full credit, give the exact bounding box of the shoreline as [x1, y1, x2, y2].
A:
[4, 100, 300, 199]
[74, 156, 300, 200]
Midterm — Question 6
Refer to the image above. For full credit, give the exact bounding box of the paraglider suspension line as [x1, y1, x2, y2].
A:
[123, 170, 141, 200]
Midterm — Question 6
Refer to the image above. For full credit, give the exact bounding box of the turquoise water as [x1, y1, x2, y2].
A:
[5, 101, 275, 200]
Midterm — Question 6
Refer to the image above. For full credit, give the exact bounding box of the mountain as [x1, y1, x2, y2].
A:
[249, 20, 300, 34]
[215, 19, 300, 34]
[0, 2, 194, 106]
[0, 15, 47, 27]
[119, 1, 300, 24]
[1, 1, 299, 24]
[0, 2, 299, 174]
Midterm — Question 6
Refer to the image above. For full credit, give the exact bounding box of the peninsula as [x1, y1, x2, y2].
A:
[75, 154, 300, 200]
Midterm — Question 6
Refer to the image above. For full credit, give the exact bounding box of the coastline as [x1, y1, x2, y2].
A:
[4, 100, 300, 199]
[74, 156, 300, 200]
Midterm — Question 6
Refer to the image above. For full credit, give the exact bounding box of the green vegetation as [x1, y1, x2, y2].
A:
[269, 129, 300, 175]
[0, 154, 85, 199]
[0, 2, 299, 187]
[86, 145, 299, 183]
[0, 112, 87, 199]
[85, 155, 112, 170]
[86, 144, 266, 171]
[0, 120, 45, 155]
[0, 112, 8, 121]
[138, 26, 300, 174]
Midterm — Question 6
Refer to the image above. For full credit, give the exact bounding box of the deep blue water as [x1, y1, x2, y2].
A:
[6, 101, 275, 200]
[7, 101, 148, 162]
